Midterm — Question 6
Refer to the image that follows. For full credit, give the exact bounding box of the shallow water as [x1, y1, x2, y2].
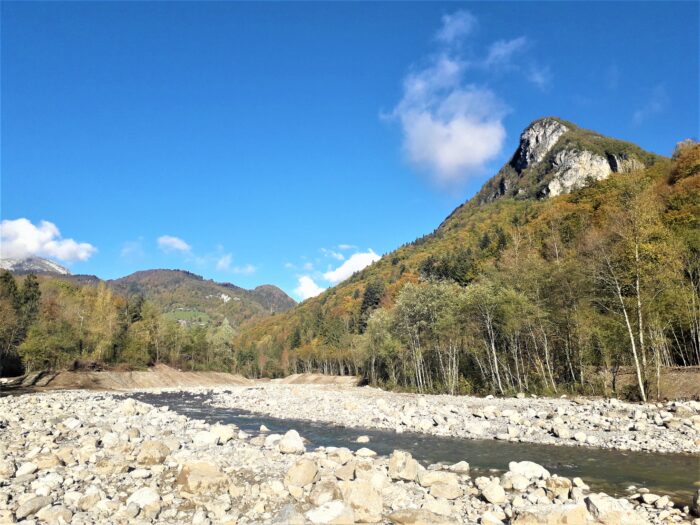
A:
[128, 391, 699, 503]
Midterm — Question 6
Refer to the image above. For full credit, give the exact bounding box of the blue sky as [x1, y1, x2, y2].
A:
[1, 2, 698, 300]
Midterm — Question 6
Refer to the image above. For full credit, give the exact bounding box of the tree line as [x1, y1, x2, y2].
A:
[237, 142, 700, 400]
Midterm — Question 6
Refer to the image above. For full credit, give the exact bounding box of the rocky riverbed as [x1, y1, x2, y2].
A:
[208, 385, 700, 455]
[1, 391, 699, 524]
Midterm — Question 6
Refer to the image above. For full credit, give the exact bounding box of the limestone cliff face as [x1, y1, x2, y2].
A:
[512, 118, 568, 171]
[474, 117, 657, 204]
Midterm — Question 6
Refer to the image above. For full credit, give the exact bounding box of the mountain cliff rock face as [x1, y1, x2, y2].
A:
[475, 117, 658, 203]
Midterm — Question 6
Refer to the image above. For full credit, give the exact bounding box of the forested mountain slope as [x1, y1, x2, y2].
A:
[110, 269, 295, 326]
[233, 120, 699, 400]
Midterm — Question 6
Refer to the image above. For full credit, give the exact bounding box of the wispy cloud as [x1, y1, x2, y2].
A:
[435, 10, 477, 44]
[484, 37, 528, 67]
[295, 275, 325, 300]
[337, 244, 357, 251]
[527, 64, 552, 92]
[388, 10, 508, 186]
[633, 85, 668, 125]
[321, 248, 344, 261]
[216, 253, 256, 275]
[0, 218, 96, 262]
[157, 235, 191, 253]
[120, 239, 144, 260]
[323, 250, 380, 285]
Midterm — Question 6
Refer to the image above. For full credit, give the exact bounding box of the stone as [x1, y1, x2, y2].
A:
[356, 435, 370, 443]
[127, 487, 161, 518]
[545, 476, 573, 500]
[210, 424, 236, 443]
[512, 503, 588, 525]
[0, 460, 15, 479]
[482, 482, 506, 504]
[509, 461, 551, 480]
[355, 447, 376, 457]
[310, 479, 341, 506]
[176, 461, 228, 493]
[481, 511, 505, 525]
[340, 479, 383, 523]
[285, 459, 318, 488]
[429, 482, 462, 500]
[552, 426, 571, 439]
[137, 440, 170, 465]
[193, 430, 220, 446]
[448, 461, 470, 474]
[585, 493, 639, 525]
[692, 489, 700, 517]
[305, 500, 355, 524]
[16, 496, 52, 519]
[388, 508, 454, 525]
[335, 462, 356, 481]
[421, 496, 452, 516]
[15, 462, 38, 477]
[573, 432, 587, 443]
[279, 429, 306, 454]
[36, 505, 73, 525]
[417, 470, 458, 488]
[388, 451, 421, 482]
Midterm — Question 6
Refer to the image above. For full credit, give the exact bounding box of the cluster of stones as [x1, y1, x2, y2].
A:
[1, 391, 698, 524]
[210, 386, 700, 454]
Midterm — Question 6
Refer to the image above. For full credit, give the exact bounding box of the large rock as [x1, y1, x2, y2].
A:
[193, 430, 220, 446]
[310, 479, 341, 506]
[508, 461, 551, 480]
[545, 476, 573, 500]
[339, 479, 383, 523]
[388, 508, 454, 525]
[16, 496, 52, 519]
[137, 440, 170, 465]
[285, 459, 318, 488]
[279, 429, 306, 454]
[692, 489, 700, 517]
[388, 451, 421, 482]
[176, 461, 228, 493]
[305, 500, 355, 524]
[417, 470, 458, 488]
[512, 503, 588, 525]
[429, 482, 462, 500]
[127, 487, 161, 518]
[482, 482, 506, 504]
[36, 505, 73, 525]
[210, 423, 236, 443]
[547, 150, 612, 197]
[585, 494, 643, 525]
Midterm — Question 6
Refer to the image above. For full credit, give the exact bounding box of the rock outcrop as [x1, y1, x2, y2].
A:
[475, 117, 657, 204]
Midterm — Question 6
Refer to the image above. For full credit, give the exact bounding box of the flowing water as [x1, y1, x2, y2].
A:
[128, 391, 699, 504]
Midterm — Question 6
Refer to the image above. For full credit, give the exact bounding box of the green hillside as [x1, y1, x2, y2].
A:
[233, 121, 699, 400]
[109, 269, 295, 328]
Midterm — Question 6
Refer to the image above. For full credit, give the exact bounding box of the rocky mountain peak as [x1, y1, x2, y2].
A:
[474, 117, 658, 204]
[512, 117, 569, 171]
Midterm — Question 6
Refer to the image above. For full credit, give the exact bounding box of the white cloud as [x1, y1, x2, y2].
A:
[216, 253, 255, 274]
[0, 218, 97, 262]
[527, 64, 552, 91]
[216, 254, 232, 270]
[120, 239, 144, 259]
[484, 37, 528, 67]
[633, 85, 668, 125]
[337, 244, 357, 251]
[302, 262, 314, 271]
[321, 248, 344, 261]
[389, 13, 508, 185]
[157, 235, 191, 253]
[232, 264, 256, 275]
[295, 276, 325, 300]
[323, 250, 381, 285]
[436, 10, 477, 44]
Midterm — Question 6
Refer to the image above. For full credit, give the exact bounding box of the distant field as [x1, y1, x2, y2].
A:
[162, 309, 211, 324]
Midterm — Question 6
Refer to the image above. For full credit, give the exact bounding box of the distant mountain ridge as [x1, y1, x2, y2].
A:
[1, 259, 296, 327]
[0, 256, 71, 275]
